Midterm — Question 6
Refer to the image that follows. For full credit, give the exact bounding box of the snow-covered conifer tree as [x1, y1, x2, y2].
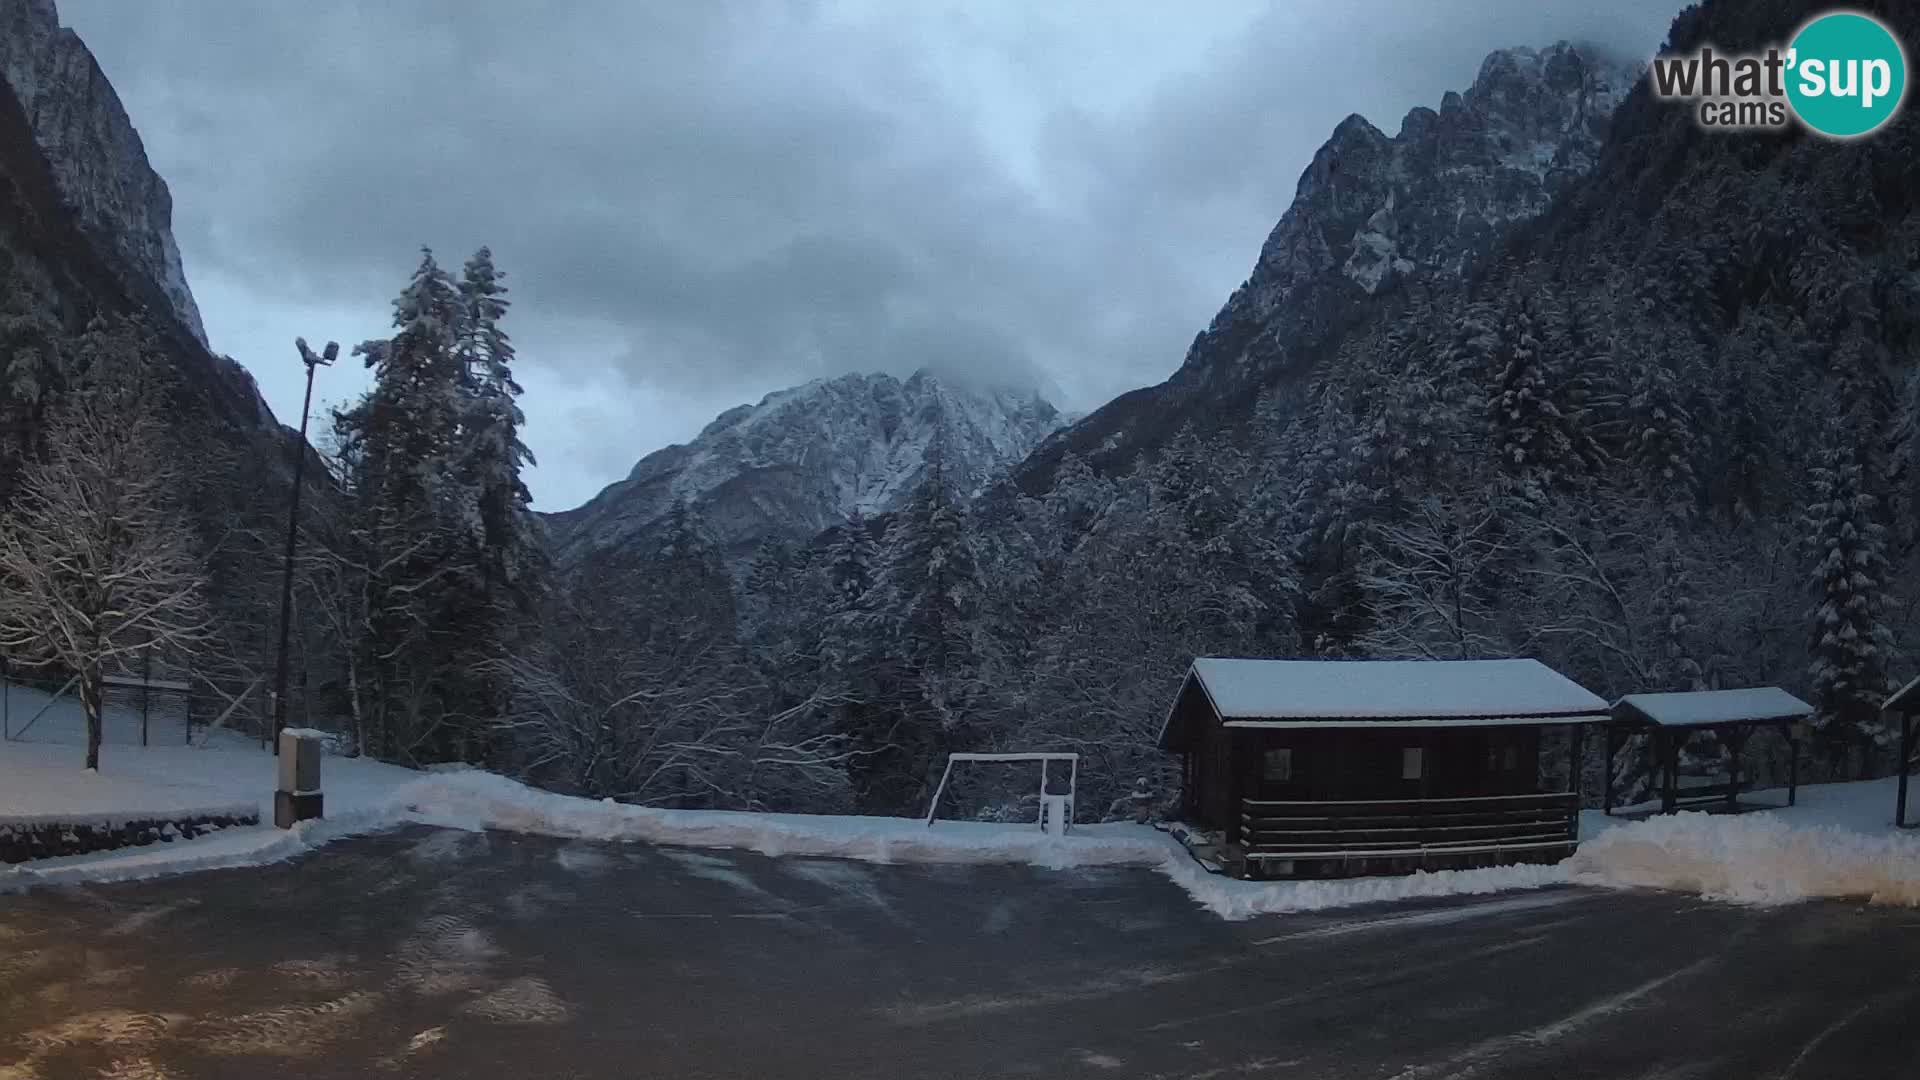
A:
[1803, 427, 1893, 751]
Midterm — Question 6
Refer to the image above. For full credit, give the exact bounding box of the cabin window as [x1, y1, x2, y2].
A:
[1488, 739, 1521, 773]
[1401, 747, 1424, 780]
[1263, 747, 1293, 781]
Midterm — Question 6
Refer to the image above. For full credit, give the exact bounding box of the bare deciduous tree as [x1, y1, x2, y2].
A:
[484, 593, 853, 811]
[1356, 494, 1514, 661]
[0, 338, 211, 769]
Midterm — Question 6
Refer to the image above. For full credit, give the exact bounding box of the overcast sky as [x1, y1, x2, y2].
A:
[62, 0, 1679, 512]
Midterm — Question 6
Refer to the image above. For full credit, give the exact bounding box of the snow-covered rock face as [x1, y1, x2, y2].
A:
[1017, 42, 1636, 487]
[0, 0, 208, 345]
[1248, 41, 1634, 313]
[547, 369, 1064, 563]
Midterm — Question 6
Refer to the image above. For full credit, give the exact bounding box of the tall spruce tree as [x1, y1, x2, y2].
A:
[1623, 353, 1700, 521]
[826, 510, 878, 612]
[1804, 426, 1893, 752]
[453, 248, 538, 750]
[1484, 294, 1576, 498]
[334, 248, 488, 762]
[456, 247, 538, 595]
[845, 456, 985, 813]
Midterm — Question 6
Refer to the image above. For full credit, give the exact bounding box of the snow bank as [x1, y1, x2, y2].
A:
[383, 770, 1170, 870]
[354, 771, 1579, 918]
[1161, 856, 1572, 920]
[1571, 810, 1920, 905]
[360, 771, 1920, 916]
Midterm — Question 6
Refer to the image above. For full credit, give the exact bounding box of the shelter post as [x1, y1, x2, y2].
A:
[1724, 725, 1741, 813]
[1787, 729, 1799, 807]
[1567, 723, 1582, 801]
[1899, 710, 1912, 829]
[1660, 730, 1679, 814]
[1602, 723, 1618, 815]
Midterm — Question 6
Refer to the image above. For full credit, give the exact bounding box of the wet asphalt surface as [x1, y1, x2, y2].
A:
[1, 827, 1918, 1079]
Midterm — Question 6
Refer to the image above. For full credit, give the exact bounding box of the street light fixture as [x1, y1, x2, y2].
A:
[271, 337, 336, 753]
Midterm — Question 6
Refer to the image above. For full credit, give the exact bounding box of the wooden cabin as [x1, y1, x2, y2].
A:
[1158, 658, 1610, 879]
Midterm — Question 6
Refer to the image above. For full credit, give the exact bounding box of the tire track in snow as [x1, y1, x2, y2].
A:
[1385, 953, 1721, 1080]
[1249, 890, 1593, 946]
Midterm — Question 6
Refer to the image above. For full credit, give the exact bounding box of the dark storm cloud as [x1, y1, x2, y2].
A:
[60, 0, 1683, 507]
[65, 0, 1075, 392]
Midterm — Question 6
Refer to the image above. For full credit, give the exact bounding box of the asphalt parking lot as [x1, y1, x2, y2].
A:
[2, 826, 1917, 1079]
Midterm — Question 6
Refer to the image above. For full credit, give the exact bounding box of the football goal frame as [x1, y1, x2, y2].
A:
[924, 751, 1079, 831]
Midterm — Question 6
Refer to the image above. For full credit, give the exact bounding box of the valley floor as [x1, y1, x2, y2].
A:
[6, 679, 1920, 1076]
[3, 827, 1918, 1079]
[6, 677, 1920, 914]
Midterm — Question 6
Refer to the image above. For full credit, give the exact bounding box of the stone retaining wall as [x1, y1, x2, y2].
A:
[0, 811, 257, 863]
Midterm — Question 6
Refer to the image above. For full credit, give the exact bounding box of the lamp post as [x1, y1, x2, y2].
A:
[271, 337, 336, 753]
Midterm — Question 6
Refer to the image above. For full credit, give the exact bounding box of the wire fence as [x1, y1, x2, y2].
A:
[0, 653, 252, 747]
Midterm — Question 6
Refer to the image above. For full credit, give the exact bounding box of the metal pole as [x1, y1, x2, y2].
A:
[271, 339, 335, 755]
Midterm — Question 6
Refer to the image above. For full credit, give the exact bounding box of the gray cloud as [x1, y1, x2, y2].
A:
[60, 0, 1681, 509]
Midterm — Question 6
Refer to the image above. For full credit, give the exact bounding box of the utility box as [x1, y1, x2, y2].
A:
[274, 730, 324, 828]
[1040, 793, 1072, 837]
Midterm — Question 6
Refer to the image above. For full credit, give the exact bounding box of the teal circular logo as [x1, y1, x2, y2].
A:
[1786, 12, 1907, 138]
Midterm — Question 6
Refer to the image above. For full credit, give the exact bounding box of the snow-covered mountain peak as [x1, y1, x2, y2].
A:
[549, 369, 1065, 565]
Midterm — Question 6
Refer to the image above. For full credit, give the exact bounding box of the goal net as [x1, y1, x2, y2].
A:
[924, 752, 1079, 833]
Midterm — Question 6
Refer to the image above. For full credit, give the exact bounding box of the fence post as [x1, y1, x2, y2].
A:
[141, 648, 152, 747]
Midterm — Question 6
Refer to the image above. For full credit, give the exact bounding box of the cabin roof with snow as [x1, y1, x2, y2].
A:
[1612, 687, 1812, 728]
[1158, 657, 1609, 746]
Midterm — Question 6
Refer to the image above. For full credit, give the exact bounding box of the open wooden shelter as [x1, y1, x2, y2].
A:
[1158, 658, 1609, 879]
[1604, 687, 1810, 816]
[1883, 674, 1920, 829]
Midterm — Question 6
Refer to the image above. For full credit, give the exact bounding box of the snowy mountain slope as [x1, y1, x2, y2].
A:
[546, 369, 1064, 563]
[1013, 41, 1638, 489]
[0, 0, 207, 345]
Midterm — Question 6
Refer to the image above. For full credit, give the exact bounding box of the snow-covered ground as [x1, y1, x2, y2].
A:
[0, 679, 419, 883]
[1570, 777, 1920, 906]
[5, 678, 1919, 916]
[0, 680, 417, 826]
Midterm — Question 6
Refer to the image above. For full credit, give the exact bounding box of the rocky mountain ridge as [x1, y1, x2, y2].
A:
[1013, 40, 1640, 490]
[0, 0, 207, 346]
[547, 369, 1064, 564]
